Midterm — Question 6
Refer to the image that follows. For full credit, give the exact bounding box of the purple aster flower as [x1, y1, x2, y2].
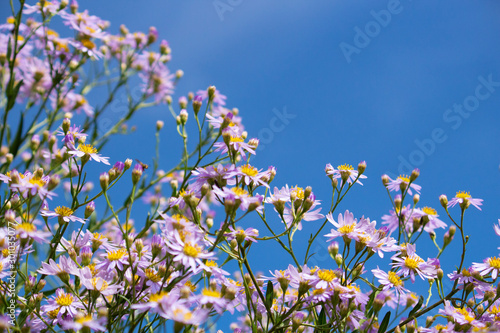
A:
[472, 256, 500, 279]
[41, 206, 86, 224]
[448, 191, 483, 210]
[68, 144, 110, 164]
[42, 288, 85, 319]
[325, 163, 367, 186]
[386, 174, 421, 195]
[372, 267, 408, 295]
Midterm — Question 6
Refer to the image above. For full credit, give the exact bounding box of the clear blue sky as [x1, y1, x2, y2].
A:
[3, 0, 500, 329]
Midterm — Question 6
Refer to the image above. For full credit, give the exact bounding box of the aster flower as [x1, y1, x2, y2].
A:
[325, 210, 362, 242]
[439, 300, 485, 328]
[164, 304, 209, 325]
[386, 174, 421, 195]
[225, 226, 259, 244]
[229, 164, 270, 188]
[212, 186, 262, 212]
[15, 219, 52, 244]
[413, 206, 447, 233]
[80, 267, 123, 296]
[96, 247, 130, 271]
[68, 143, 110, 164]
[61, 314, 106, 332]
[37, 256, 79, 280]
[448, 191, 483, 210]
[191, 164, 237, 191]
[193, 288, 229, 314]
[391, 244, 436, 283]
[41, 206, 86, 224]
[472, 256, 500, 279]
[381, 205, 417, 234]
[325, 163, 366, 186]
[57, 124, 88, 142]
[42, 289, 85, 319]
[213, 131, 256, 160]
[165, 230, 216, 272]
[131, 290, 179, 318]
[197, 88, 227, 106]
[372, 267, 408, 295]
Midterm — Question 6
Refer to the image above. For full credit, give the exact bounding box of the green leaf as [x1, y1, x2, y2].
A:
[408, 295, 424, 318]
[314, 306, 326, 332]
[265, 280, 274, 310]
[6, 79, 23, 112]
[378, 311, 391, 333]
[10, 111, 24, 156]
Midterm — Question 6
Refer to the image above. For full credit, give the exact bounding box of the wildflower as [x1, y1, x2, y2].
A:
[372, 267, 408, 295]
[325, 210, 361, 242]
[448, 191, 483, 210]
[41, 206, 86, 224]
[15, 219, 51, 244]
[472, 256, 500, 279]
[191, 164, 236, 191]
[439, 300, 485, 328]
[61, 314, 106, 332]
[413, 206, 447, 233]
[68, 143, 110, 164]
[165, 231, 216, 272]
[225, 226, 259, 244]
[391, 244, 436, 283]
[96, 248, 129, 271]
[42, 288, 85, 318]
[229, 164, 270, 188]
[325, 163, 367, 186]
[386, 174, 421, 195]
[37, 256, 79, 280]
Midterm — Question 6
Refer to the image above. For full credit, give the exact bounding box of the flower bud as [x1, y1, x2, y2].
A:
[100, 173, 109, 190]
[36, 279, 46, 292]
[68, 248, 77, 261]
[175, 69, 184, 79]
[206, 217, 213, 229]
[437, 268, 444, 280]
[208, 86, 216, 101]
[156, 120, 164, 131]
[448, 225, 456, 237]
[30, 135, 40, 151]
[192, 95, 203, 116]
[381, 174, 390, 186]
[410, 168, 420, 182]
[394, 195, 402, 210]
[357, 161, 366, 175]
[335, 254, 343, 266]
[132, 164, 143, 185]
[201, 183, 210, 197]
[439, 194, 448, 209]
[122, 159, 132, 171]
[62, 118, 71, 134]
[178, 96, 187, 109]
[5, 153, 13, 164]
[80, 246, 92, 266]
[426, 316, 435, 327]
[5, 210, 16, 222]
[179, 109, 188, 125]
[413, 194, 420, 205]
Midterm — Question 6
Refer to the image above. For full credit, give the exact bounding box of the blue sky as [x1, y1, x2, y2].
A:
[3, 0, 500, 329]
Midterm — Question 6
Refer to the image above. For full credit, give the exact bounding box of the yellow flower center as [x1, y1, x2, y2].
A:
[231, 187, 248, 196]
[91, 277, 109, 291]
[398, 175, 410, 183]
[455, 307, 475, 323]
[149, 291, 169, 303]
[241, 164, 258, 177]
[317, 269, 336, 282]
[76, 315, 92, 324]
[46, 29, 59, 37]
[173, 309, 193, 321]
[388, 271, 403, 287]
[47, 308, 60, 319]
[404, 255, 424, 270]
[488, 305, 500, 315]
[313, 288, 325, 295]
[461, 268, 471, 276]
[88, 263, 97, 276]
[2, 249, 9, 258]
[202, 288, 221, 298]
[16, 222, 36, 232]
[107, 248, 127, 261]
[488, 257, 500, 269]
[80, 38, 96, 50]
[422, 207, 437, 215]
[185, 280, 196, 292]
[291, 186, 305, 200]
[145, 268, 162, 283]
[205, 260, 218, 267]
[7, 17, 15, 24]
[337, 164, 353, 171]
[55, 292, 74, 306]
[455, 191, 471, 199]
[29, 177, 46, 187]
[230, 136, 245, 143]
[338, 223, 356, 234]
[183, 243, 201, 257]
[54, 206, 74, 217]
[78, 144, 97, 154]
[93, 232, 106, 240]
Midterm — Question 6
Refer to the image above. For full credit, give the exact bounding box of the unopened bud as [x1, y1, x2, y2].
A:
[381, 174, 390, 186]
[179, 109, 188, 125]
[410, 168, 420, 182]
[206, 217, 213, 229]
[426, 316, 435, 327]
[84, 201, 95, 218]
[192, 95, 202, 116]
[175, 69, 184, 79]
[62, 118, 71, 133]
[68, 248, 77, 261]
[334, 254, 343, 266]
[100, 173, 109, 190]
[413, 194, 420, 205]
[156, 120, 164, 131]
[394, 195, 402, 210]
[437, 268, 443, 280]
[124, 158, 133, 170]
[208, 86, 216, 101]
[439, 195, 448, 209]
[357, 161, 366, 175]
[132, 164, 143, 185]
